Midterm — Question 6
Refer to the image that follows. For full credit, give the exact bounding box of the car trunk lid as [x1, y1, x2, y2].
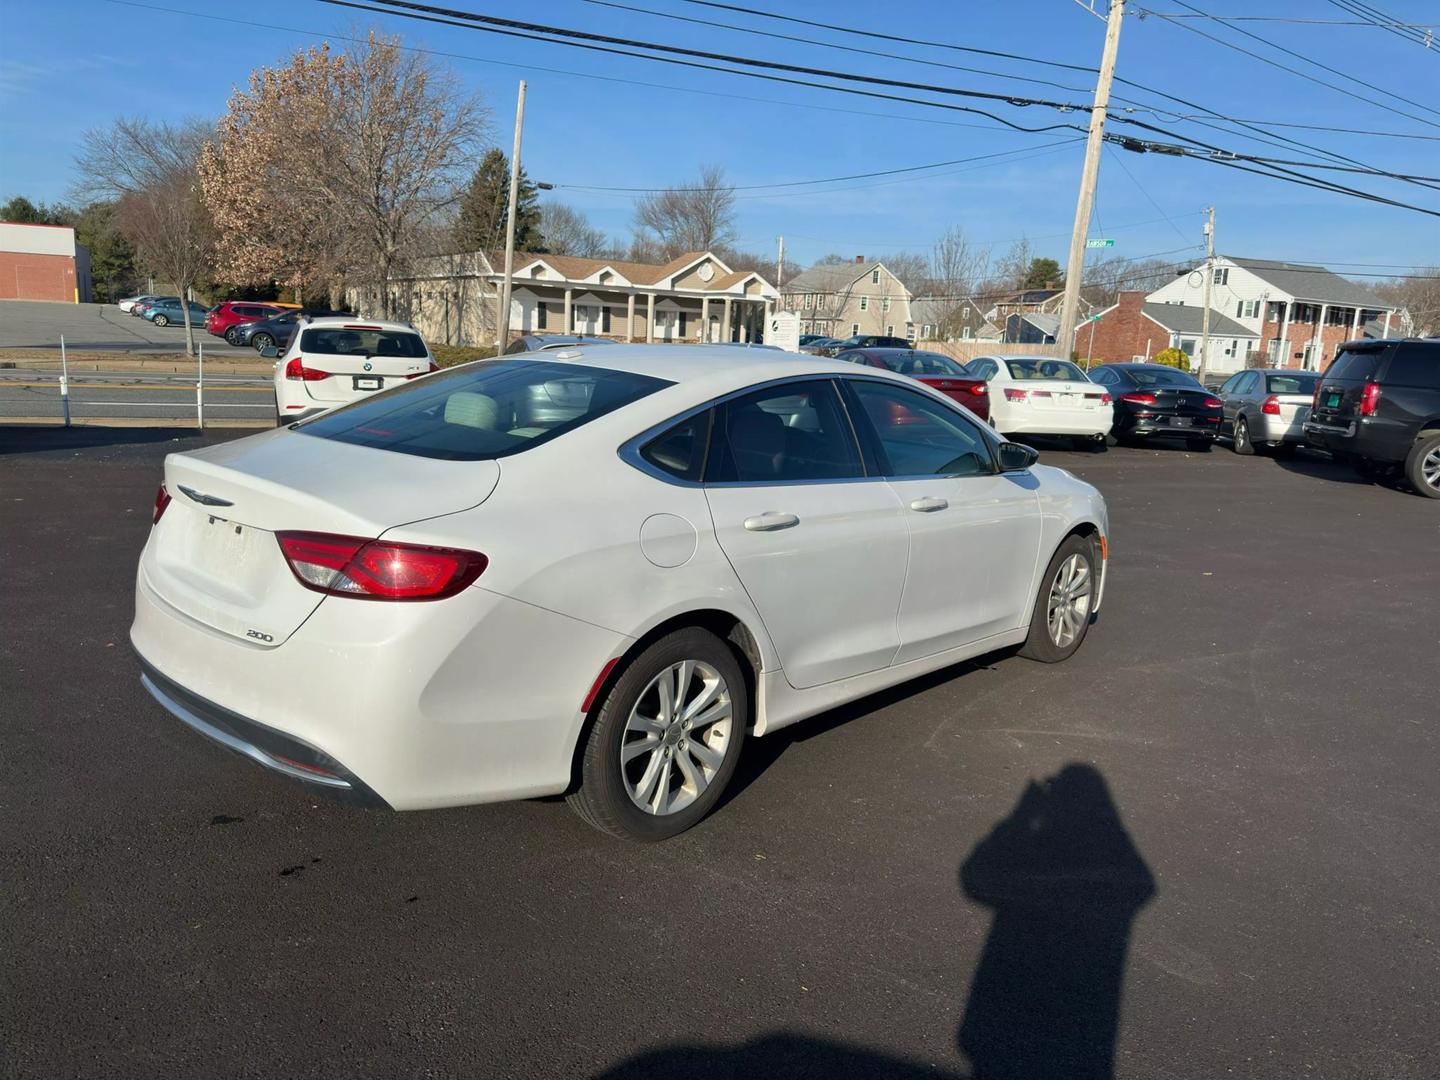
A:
[142, 429, 499, 645]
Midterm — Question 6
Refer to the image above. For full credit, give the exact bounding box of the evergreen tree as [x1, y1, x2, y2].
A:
[453, 148, 543, 254]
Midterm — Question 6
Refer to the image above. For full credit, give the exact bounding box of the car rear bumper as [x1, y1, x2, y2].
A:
[139, 658, 391, 808]
[995, 409, 1113, 437]
[1303, 417, 1411, 463]
[131, 560, 631, 811]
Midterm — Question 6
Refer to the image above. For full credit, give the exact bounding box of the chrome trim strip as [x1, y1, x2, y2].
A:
[140, 674, 352, 790]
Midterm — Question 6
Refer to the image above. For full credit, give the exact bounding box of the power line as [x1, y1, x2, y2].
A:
[1138, 9, 1437, 30]
[1145, 1, 1440, 128]
[554, 143, 1082, 193]
[577, 0, 1099, 97]
[1326, 0, 1438, 51]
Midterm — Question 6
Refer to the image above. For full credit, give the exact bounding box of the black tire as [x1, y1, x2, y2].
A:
[225, 327, 243, 346]
[1018, 533, 1099, 664]
[1088, 437, 1108, 453]
[1404, 433, 1440, 499]
[252, 333, 274, 351]
[1187, 437, 1212, 453]
[152, 314, 169, 327]
[567, 628, 748, 841]
[1232, 414, 1255, 456]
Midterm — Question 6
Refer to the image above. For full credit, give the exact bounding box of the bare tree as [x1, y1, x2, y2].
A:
[539, 202, 609, 258]
[877, 250, 930, 294]
[1374, 267, 1440, 336]
[202, 32, 488, 315]
[75, 117, 213, 356]
[995, 237, 1036, 291]
[925, 225, 992, 340]
[632, 164, 737, 258]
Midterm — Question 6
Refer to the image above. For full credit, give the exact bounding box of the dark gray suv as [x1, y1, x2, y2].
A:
[1304, 338, 1440, 498]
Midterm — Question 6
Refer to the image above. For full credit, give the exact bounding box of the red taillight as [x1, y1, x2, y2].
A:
[1359, 381, 1381, 417]
[1004, 388, 1029, 401]
[970, 382, 987, 396]
[275, 531, 488, 601]
[1203, 397, 1223, 410]
[1121, 392, 1156, 405]
[1312, 380, 1324, 411]
[153, 484, 172, 524]
[284, 356, 329, 381]
[405, 360, 441, 381]
[1261, 394, 1281, 415]
[1099, 393, 1111, 404]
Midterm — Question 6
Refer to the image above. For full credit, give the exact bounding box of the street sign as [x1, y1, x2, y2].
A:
[1086, 238, 1115, 249]
[1084, 314, 1103, 322]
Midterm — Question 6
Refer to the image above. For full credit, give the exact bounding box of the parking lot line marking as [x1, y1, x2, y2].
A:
[5, 382, 265, 392]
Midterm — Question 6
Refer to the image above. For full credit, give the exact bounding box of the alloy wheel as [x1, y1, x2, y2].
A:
[1423, 446, 1440, 491]
[1046, 553, 1093, 648]
[1235, 417, 1249, 451]
[621, 660, 733, 816]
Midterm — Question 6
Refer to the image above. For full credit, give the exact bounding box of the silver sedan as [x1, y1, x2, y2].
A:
[1217, 369, 1322, 455]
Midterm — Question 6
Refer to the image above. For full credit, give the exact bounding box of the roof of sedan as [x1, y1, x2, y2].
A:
[509, 343, 873, 386]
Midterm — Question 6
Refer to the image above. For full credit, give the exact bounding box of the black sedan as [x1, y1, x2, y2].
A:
[1088, 363, 1224, 450]
[229, 308, 354, 350]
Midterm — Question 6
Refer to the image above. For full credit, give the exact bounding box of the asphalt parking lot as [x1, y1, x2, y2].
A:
[3, 429, 1437, 1079]
[0, 299, 255, 354]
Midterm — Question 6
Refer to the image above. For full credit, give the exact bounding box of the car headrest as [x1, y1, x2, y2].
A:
[728, 405, 787, 477]
[443, 392, 500, 430]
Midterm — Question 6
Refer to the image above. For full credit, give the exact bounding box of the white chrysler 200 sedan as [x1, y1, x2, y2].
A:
[133, 346, 1109, 841]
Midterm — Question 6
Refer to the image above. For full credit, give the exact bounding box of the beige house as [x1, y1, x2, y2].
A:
[780, 258, 915, 340]
[390, 249, 779, 347]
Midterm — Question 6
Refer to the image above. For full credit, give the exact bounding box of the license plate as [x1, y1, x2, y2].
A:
[1169, 416, 1192, 428]
[1325, 392, 1342, 408]
[353, 376, 382, 391]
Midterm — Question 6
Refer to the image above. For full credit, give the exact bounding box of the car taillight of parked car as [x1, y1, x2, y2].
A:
[1203, 397, 1224, 410]
[153, 484, 172, 525]
[1120, 392, 1156, 405]
[1099, 393, 1111, 405]
[405, 360, 441, 380]
[276, 531, 488, 601]
[1004, 388, 1029, 401]
[284, 356, 330, 381]
[1261, 395, 1282, 415]
[969, 382, 987, 397]
[1359, 381, 1381, 416]
[1312, 380, 1324, 411]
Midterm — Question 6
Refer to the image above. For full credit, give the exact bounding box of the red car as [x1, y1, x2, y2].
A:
[206, 301, 289, 343]
[834, 347, 990, 422]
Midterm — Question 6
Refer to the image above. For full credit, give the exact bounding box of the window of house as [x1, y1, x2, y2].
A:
[536, 302, 548, 330]
[816, 294, 826, 310]
[882, 297, 891, 312]
[871, 269, 880, 284]
[678, 311, 688, 337]
[906, 322, 916, 340]
[961, 326, 972, 340]
[1213, 268, 1229, 285]
[1243, 300, 1259, 318]
[803, 294, 812, 309]
[1267, 301, 1286, 322]
[859, 296, 869, 311]
[851, 323, 860, 335]
[602, 306, 612, 333]
[886, 325, 895, 336]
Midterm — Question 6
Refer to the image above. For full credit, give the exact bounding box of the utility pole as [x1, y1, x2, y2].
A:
[776, 235, 785, 293]
[1058, 0, 1125, 360]
[1197, 206, 1215, 383]
[495, 80, 527, 352]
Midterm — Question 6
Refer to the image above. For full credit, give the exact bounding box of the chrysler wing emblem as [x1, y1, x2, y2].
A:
[177, 485, 234, 507]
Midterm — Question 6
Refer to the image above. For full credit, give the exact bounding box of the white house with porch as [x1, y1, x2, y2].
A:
[391, 249, 779, 348]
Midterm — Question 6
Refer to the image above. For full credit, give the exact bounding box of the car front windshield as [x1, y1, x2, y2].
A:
[1126, 366, 1202, 388]
[1005, 359, 1087, 381]
[297, 359, 671, 461]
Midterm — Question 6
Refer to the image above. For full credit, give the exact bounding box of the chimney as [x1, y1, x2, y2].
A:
[854, 255, 865, 264]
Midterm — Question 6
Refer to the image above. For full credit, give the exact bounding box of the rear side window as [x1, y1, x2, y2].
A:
[300, 327, 429, 359]
[706, 380, 863, 483]
[641, 411, 712, 482]
[1266, 373, 1319, 395]
[1380, 344, 1440, 389]
[1325, 347, 1384, 382]
[298, 360, 670, 461]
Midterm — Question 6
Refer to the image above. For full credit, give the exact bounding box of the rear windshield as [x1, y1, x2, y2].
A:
[1324, 347, 1383, 382]
[1125, 366, 1201, 388]
[297, 359, 671, 461]
[299, 327, 429, 359]
[872, 352, 968, 377]
[1266, 373, 1320, 395]
[1381, 343, 1440, 389]
[1005, 359, 1087, 381]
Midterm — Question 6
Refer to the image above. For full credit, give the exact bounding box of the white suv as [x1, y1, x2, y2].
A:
[270, 317, 437, 422]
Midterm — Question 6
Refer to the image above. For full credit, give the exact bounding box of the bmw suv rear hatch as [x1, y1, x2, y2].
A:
[287, 324, 432, 406]
[142, 428, 500, 646]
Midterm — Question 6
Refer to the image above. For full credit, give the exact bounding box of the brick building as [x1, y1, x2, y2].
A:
[1079, 291, 1257, 366]
[0, 221, 92, 302]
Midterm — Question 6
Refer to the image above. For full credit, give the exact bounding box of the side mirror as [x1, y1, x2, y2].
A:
[259, 345, 280, 359]
[997, 441, 1039, 472]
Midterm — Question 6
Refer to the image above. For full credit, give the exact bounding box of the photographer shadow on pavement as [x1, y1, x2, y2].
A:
[959, 764, 1156, 1080]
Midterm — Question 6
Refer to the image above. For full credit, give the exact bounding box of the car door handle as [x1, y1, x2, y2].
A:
[908, 497, 948, 513]
[743, 512, 800, 532]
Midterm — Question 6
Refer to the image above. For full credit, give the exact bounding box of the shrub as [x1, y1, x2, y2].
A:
[429, 343, 498, 368]
[1153, 347, 1191, 371]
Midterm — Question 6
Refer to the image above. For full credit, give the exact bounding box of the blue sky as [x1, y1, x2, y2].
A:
[2, 0, 1437, 276]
